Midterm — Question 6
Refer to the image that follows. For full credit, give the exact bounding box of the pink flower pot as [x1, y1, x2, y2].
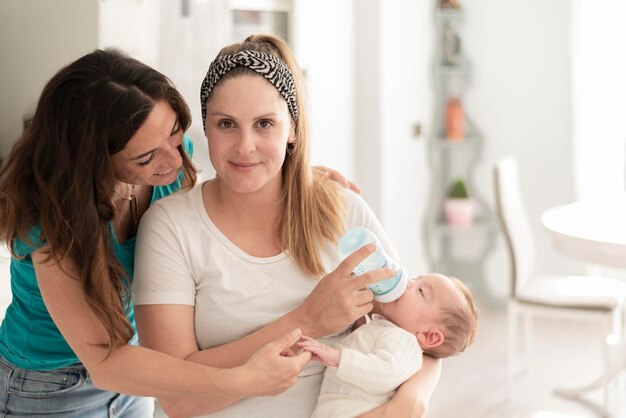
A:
[444, 198, 476, 227]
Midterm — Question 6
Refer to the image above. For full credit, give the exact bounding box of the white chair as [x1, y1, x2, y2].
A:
[493, 156, 626, 416]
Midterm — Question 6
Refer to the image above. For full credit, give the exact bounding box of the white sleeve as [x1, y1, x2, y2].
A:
[343, 189, 402, 262]
[335, 326, 423, 395]
[132, 202, 196, 306]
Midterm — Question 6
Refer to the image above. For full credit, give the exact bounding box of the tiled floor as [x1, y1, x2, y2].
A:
[428, 297, 625, 418]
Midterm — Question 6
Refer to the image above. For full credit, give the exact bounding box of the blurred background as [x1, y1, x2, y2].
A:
[1, 1, 626, 416]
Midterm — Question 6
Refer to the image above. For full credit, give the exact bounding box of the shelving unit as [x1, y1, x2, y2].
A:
[423, 4, 496, 299]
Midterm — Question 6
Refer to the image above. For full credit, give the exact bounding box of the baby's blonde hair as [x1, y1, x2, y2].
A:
[424, 276, 478, 358]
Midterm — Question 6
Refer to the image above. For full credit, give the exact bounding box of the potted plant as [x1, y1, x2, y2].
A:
[443, 178, 476, 227]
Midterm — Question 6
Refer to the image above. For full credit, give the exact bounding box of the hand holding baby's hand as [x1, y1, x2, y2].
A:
[297, 336, 340, 367]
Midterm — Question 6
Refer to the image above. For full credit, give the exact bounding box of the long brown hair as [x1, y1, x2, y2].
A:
[207, 34, 344, 277]
[0, 49, 196, 353]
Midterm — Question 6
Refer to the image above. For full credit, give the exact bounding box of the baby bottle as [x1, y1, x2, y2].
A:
[337, 227, 408, 303]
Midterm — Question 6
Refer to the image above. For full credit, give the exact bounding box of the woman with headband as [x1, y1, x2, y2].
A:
[0, 49, 321, 417]
[133, 34, 441, 418]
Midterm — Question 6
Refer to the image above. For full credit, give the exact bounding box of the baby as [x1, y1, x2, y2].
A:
[298, 273, 478, 418]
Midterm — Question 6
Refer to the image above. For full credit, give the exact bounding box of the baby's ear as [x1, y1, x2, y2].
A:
[417, 329, 444, 349]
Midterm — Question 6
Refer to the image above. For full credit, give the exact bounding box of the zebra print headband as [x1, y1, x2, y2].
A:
[200, 50, 298, 130]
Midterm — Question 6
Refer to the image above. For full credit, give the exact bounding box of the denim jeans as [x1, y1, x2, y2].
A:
[0, 354, 154, 417]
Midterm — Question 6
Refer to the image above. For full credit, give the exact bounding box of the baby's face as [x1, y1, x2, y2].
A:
[379, 273, 466, 335]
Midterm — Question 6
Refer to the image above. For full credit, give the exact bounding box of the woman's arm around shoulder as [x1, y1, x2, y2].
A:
[312, 165, 361, 193]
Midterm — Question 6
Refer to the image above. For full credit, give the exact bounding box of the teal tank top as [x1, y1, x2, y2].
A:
[0, 135, 193, 370]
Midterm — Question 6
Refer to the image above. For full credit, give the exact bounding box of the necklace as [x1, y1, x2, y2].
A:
[113, 184, 138, 226]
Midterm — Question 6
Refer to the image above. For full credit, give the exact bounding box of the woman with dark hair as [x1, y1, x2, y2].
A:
[0, 49, 317, 416]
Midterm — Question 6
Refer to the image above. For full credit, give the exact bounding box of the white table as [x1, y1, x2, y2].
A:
[541, 193, 626, 416]
[541, 193, 626, 269]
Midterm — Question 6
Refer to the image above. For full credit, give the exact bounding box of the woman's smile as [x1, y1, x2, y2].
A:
[230, 161, 260, 172]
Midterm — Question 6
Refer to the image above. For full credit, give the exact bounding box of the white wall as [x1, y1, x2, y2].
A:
[0, 0, 99, 157]
[350, 0, 580, 286]
[377, 0, 432, 274]
[294, 0, 355, 182]
[354, 0, 382, 217]
[572, 0, 626, 199]
[355, 0, 578, 284]
[460, 0, 581, 296]
[0, 0, 99, 317]
[99, 0, 160, 68]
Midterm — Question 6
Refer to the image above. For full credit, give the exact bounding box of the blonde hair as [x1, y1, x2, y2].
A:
[206, 34, 344, 276]
[426, 276, 478, 358]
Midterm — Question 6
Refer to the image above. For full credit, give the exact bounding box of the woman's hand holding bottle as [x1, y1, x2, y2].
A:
[293, 244, 395, 338]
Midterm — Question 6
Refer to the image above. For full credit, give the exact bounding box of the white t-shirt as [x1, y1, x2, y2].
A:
[133, 183, 401, 418]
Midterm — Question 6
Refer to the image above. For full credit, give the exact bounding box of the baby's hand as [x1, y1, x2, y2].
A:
[297, 336, 340, 367]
